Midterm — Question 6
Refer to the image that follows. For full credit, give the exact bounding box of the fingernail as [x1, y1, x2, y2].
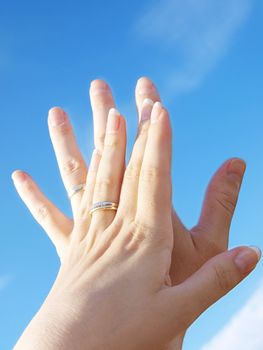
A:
[227, 159, 246, 177]
[137, 77, 155, 96]
[151, 101, 162, 123]
[234, 246, 261, 274]
[140, 98, 154, 122]
[90, 79, 108, 88]
[90, 80, 110, 96]
[12, 170, 27, 183]
[48, 108, 66, 127]
[106, 108, 120, 133]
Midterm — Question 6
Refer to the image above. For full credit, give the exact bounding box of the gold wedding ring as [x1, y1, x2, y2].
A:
[89, 201, 118, 215]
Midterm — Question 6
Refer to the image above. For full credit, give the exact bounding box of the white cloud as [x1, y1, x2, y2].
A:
[201, 279, 263, 350]
[135, 0, 253, 94]
[0, 274, 12, 291]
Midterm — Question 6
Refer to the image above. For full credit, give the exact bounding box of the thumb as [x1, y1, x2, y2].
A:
[194, 158, 246, 249]
[164, 246, 261, 332]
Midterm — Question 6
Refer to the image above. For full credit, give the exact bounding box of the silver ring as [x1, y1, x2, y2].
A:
[68, 183, 86, 199]
[89, 201, 118, 215]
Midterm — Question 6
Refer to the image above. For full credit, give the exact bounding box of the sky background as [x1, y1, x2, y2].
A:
[1, 0, 263, 349]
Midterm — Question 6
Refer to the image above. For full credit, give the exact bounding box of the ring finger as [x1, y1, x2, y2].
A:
[88, 108, 126, 237]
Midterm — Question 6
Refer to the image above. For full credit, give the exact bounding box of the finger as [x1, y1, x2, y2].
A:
[11, 170, 72, 257]
[135, 102, 172, 233]
[89, 108, 126, 234]
[193, 158, 246, 249]
[135, 77, 161, 119]
[135, 77, 185, 243]
[81, 149, 102, 216]
[89, 79, 115, 153]
[73, 149, 102, 243]
[117, 98, 154, 219]
[164, 246, 261, 332]
[48, 107, 87, 215]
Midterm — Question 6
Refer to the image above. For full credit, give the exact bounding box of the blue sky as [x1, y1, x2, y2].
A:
[1, 0, 263, 349]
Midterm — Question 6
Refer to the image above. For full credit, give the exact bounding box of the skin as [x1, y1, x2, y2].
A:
[12, 78, 260, 349]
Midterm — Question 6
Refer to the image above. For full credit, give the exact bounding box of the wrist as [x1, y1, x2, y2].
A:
[14, 305, 61, 350]
[14, 279, 73, 350]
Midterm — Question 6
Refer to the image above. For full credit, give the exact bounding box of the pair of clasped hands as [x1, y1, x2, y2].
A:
[13, 77, 261, 350]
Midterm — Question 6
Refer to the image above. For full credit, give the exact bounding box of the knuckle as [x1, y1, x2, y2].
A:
[123, 220, 148, 249]
[23, 180, 34, 193]
[76, 204, 88, 220]
[124, 162, 141, 181]
[121, 219, 168, 253]
[209, 177, 240, 216]
[213, 264, 233, 292]
[95, 175, 116, 195]
[93, 96, 112, 110]
[35, 204, 49, 223]
[137, 121, 150, 138]
[104, 134, 120, 148]
[94, 100, 106, 111]
[133, 220, 156, 241]
[53, 123, 72, 136]
[215, 189, 237, 215]
[96, 132, 105, 148]
[63, 158, 84, 176]
[140, 165, 160, 183]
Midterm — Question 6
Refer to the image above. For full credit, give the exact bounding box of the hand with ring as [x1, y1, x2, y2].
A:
[12, 78, 261, 350]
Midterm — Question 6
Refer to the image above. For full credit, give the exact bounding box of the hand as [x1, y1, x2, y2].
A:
[12, 79, 261, 350]
[11, 78, 247, 267]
